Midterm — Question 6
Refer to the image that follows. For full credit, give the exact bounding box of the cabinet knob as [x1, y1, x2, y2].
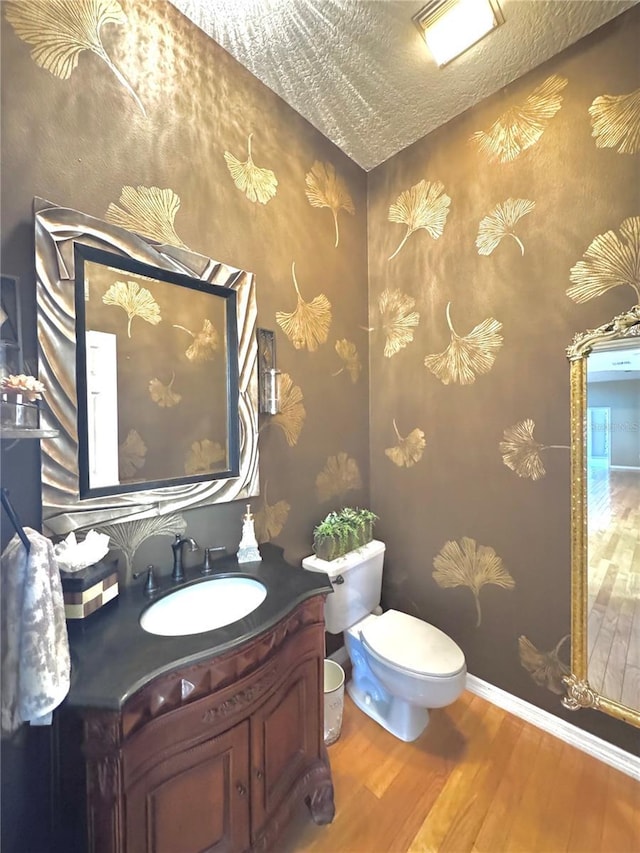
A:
[236, 782, 247, 797]
[255, 769, 263, 780]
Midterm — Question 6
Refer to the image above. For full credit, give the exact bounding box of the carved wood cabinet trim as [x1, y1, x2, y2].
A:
[61, 595, 334, 853]
[121, 594, 324, 738]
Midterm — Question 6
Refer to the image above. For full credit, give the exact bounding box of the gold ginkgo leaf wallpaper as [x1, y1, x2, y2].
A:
[224, 133, 278, 205]
[276, 261, 333, 351]
[475, 198, 536, 256]
[1, 0, 369, 589]
[368, 7, 639, 753]
[106, 185, 188, 248]
[387, 178, 451, 260]
[424, 302, 503, 385]
[304, 160, 355, 248]
[2, 0, 639, 789]
[102, 279, 162, 336]
[470, 74, 568, 163]
[589, 87, 640, 154]
[4, 0, 146, 115]
[499, 419, 570, 480]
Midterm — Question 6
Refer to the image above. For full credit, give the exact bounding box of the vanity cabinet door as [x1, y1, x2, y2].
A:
[125, 720, 250, 853]
[250, 655, 320, 836]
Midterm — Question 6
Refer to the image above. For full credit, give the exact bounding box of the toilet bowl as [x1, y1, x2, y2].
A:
[302, 540, 466, 742]
[345, 610, 466, 741]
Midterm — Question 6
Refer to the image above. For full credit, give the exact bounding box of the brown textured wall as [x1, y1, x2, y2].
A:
[0, 0, 369, 568]
[368, 8, 639, 753]
[1, 0, 638, 787]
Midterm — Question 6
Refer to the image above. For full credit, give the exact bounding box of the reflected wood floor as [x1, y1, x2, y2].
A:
[280, 692, 640, 853]
[587, 468, 640, 709]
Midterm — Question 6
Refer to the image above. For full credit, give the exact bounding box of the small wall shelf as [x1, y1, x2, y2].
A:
[1, 426, 59, 440]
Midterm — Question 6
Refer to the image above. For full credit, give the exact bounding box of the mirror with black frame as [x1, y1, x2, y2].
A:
[75, 244, 239, 497]
[35, 198, 259, 536]
[564, 306, 640, 728]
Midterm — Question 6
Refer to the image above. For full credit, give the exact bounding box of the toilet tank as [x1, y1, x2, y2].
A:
[302, 540, 385, 634]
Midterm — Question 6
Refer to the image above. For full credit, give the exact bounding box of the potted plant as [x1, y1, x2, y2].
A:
[312, 507, 378, 562]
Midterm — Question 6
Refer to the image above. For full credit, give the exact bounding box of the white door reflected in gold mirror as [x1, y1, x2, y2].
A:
[564, 307, 640, 728]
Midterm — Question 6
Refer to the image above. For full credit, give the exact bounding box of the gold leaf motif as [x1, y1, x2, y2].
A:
[499, 419, 569, 480]
[424, 302, 503, 385]
[224, 134, 278, 204]
[304, 161, 355, 248]
[471, 75, 568, 163]
[276, 262, 332, 351]
[388, 179, 451, 260]
[333, 339, 361, 382]
[268, 373, 306, 447]
[476, 198, 536, 256]
[149, 373, 181, 408]
[316, 452, 362, 503]
[106, 186, 186, 247]
[102, 281, 161, 338]
[254, 483, 290, 543]
[589, 88, 640, 155]
[385, 419, 426, 468]
[119, 429, 146, 479]
[567, 216, 640, 303]
[4, 0, 145, 114]
[97, 514, 187, 579]
[172, 319, 219, 362]
[184, 439, 225, 475]
[519, 635, 570, 695]
[379, 289, 420, 358]
[433, 537, 515, 627]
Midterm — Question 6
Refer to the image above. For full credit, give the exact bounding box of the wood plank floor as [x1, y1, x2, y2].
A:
[587, 468, 640, 709]
[280, 692, 640, 853]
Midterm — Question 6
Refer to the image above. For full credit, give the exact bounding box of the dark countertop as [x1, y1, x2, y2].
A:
[66, 544, 332, 711]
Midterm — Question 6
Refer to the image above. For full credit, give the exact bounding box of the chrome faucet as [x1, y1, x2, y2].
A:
[171, 534, 199, 583]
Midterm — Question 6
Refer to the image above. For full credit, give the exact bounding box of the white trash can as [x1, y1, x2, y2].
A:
[323, 659, 345, 746]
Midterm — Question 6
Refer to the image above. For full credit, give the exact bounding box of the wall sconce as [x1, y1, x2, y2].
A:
[412, 0, 504, 67]
[257, 328, 280, 415]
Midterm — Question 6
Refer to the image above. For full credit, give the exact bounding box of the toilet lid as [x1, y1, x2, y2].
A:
[360, 609, 465, 677]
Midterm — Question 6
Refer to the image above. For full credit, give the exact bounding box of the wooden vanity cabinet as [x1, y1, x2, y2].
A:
[59, 596, 334, 853]
[125, 720, 251, 853]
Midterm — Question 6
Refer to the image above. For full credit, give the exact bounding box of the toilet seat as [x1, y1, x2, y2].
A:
[360, 609, 465, 678]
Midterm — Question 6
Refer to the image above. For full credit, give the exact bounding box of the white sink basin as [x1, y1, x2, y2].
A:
[140, 576, 267, 636]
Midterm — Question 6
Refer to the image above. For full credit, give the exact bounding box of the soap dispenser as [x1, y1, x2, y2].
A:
[237, 504, 261, 563]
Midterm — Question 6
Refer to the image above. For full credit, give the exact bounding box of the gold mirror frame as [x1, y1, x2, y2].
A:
[563, 305, 640, 727]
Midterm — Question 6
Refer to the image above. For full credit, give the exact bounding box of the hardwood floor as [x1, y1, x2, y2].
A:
[587, 468, 640, 709]
[280, 692, 640, 853]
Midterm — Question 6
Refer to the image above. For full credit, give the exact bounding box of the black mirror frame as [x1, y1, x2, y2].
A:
[73, 243, 240, 499]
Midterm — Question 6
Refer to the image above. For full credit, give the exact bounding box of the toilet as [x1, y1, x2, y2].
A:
[302, 540, 466, 742]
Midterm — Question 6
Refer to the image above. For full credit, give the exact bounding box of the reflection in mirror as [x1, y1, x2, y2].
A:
[35, 198, 259, 536]
[564, 306, 640, 728]
[75, 245, 238, 496]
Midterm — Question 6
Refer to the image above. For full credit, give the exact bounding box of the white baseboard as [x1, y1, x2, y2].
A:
[327, 652, 639, 780]
[466, 673, 640, 781]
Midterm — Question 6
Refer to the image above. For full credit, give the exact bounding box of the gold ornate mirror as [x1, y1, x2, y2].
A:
[564, 306, 640, 727]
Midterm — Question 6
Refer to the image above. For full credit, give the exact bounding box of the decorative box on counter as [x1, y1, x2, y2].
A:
[59, 559, 119, 620]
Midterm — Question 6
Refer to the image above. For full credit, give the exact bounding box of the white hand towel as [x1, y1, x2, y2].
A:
[1, 528, 70, 735]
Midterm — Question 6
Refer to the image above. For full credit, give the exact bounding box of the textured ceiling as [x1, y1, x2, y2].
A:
[171, 0, 638, 170]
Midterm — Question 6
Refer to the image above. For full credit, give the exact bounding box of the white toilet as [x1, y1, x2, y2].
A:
[302, 540, 466, 742]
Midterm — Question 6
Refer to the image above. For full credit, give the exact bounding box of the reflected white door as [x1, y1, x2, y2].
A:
[587, 406, 611, 466]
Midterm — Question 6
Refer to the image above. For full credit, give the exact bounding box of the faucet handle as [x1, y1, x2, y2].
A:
[201, 546, 226, 575]
[143, 565, 159, 597]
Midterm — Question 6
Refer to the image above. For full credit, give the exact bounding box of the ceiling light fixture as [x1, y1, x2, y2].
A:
[412, 0, 504, 67]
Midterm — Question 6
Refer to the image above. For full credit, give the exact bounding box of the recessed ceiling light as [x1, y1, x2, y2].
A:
[412, 0, 505, 67]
